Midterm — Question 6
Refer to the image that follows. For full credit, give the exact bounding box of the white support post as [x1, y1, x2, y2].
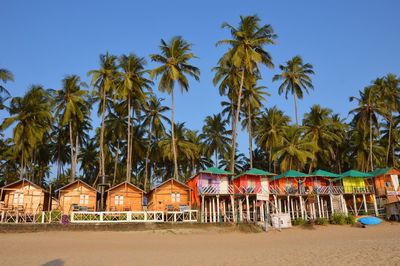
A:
[216, 196, 220, 223]
[212, 197, 216, 223]
[41, 211, 45, 224]
[260, 201, 264, 222]
[201, 195, 205, 223]
[100, 212, 104, 222]
[316, 195, 321, 218]
[245, 195, 250, 221]
[266, 199, 270, 220]
[230, 195, 236, 223]
[70, 213, 74, 223]
[299, 196, 304, 219]
[278, 198, 282, 214]
[287, 195, 290, 216]
[295, 201, 299, 218]
[320, 198, 325, 218]
[223, 200, 227, 222]
[329, 194, 334, 217]
[253, 199, 256, 222]
[362, 193, 368, 214]
[372, 194, 379, 216]
[273, 195, 278, 214]
[290, 199, 294, 220]
[209, 199, 212, 223]
[353, 194, 358, 216]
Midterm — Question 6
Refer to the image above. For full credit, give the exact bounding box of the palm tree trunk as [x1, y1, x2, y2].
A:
[69, 121, 75, 182]
[99, 89, 106, 179]
[231, 68, 245, 173]
[215, 148, 218, 168]
[144, 127, 153, 191]
[294, 93, 299, 128]
[112, 143, 119, 186]
[171, 89, 179, 179]
[126, 96, 131, 182]
[247, 104, 253, 168]
[20, 152, 24, 179]
[269, 147, 272, 172]
[74, 135, 79, 176]
[386, 116, 392, 166]
[369, 111, 374, 171]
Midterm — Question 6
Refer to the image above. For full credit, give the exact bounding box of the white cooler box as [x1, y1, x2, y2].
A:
[271, 213, 292, 229]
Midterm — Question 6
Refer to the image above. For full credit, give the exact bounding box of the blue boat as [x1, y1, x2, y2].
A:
[358, 216, 382, 225]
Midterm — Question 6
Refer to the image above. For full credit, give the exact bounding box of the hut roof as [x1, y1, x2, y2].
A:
[369, 167, 400, 177]
[311, 169, 340, 178]
[149, 178, 191, 192]
[273, 170, 309, 180]
[2, 178, 48, 192]
[106, 181, 145, 193]
[335, 170, 373, 180]
[56, 179, 98, 193]
[234, 168, 275, 179]
[201, 167, 233, 175]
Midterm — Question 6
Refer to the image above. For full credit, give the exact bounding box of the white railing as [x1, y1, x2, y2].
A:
[0, 210, 63, 224]
[314, 186, 344, 195]
[198, 184, 234, 195]
[236, 185, 269, 195]
[166, 210, 198, 223]
[70, 211, 164, 223]
[343, 185, 375, 194]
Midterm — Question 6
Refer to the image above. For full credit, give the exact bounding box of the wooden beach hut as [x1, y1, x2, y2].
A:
[106, 181, 145, 211]
[147, 178, 192, 212]
[0, 179, 50, 214]
[233, 168, 275, 222]
[334, 170, 377, 216]
[186, 167, 234, 223]
[58, 179, 97, 214]
[270, 170, 310, 219]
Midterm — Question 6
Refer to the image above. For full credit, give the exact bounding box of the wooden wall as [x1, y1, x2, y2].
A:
[59, 181, 97, 214]
[107, 183, 144, 211]
[1, 180, 49, 214]
[148, 179, 191, 211]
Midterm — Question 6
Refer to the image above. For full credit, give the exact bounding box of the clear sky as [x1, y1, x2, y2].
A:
[1, 0, 400, 158]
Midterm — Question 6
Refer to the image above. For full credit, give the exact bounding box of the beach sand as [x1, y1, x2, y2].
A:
[0, 223, 399, 266]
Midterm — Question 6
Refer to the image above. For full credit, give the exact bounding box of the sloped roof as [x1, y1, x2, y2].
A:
[56, 179, 98, 192]
[201, 167, 233, 175]
[106, 181, 145, 193]
[2, 178, 48, 192]
[369, 167, 400, 177]
[335, 170, 373, 180]
[273, 170, 309, 180]
[311, 169, 340, 178]
[235, 168, 275, 179]
[149, 178, 191, 192]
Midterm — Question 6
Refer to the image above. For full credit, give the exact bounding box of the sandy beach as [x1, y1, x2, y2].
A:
[0, 223, 399, 266]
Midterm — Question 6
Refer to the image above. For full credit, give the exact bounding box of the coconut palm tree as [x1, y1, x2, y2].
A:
[88, 53, 119, 181]
[0, 67, 14, 110]
[141, 95, 170, 190]
[254, 106, 290, 172]
[272, 126, 317, 172]
[350, 86, 385, 171]
[241, 82, 269, 168]
[53, 75, 89, 181]
[150, 36, 200, 179]
[273, 56, 314, 127]
[117, 54, 152, 182]
[1, 86, 52, 179]
[215, 15, 276, 173]
[201, 114, 231, 167]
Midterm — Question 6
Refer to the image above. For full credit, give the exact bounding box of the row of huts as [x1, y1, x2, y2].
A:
[0, 167, 399, 221]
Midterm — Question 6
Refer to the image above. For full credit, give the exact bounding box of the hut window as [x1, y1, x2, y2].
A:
[80, 194, 89, 205]
[114, 195, 123, 205]
[172, 192, 181, 202]
[13, 193, 23, 205]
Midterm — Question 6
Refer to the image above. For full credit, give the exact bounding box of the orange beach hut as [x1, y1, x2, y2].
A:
[58, 179, 97, 214]
[106, 181, 145, 211]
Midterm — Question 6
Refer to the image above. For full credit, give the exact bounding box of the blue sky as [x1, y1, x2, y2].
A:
[1, 0, 400, 159]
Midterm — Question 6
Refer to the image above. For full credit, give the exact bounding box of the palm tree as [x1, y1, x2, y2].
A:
[150, 36, 200, 179]
[141, 95, 170, 190]
[254, 106, 290, 172]
[1, 86, 52, 179]
[273, 56, 315, 127]
[54, 75, 89, 181]
[201, 114, 231, 167]
[241, 82, 268, 168]
[215, 15, 276, 173]
[117, 54, 152, 182]
[0, 67, 14, 110]
[272, 126, 317, 172]
[88, 53, 119, 181]
[302, 105, 340, 172]
[350, 86, 385, 171]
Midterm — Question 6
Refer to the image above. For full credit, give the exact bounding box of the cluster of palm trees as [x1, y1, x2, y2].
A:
[0, 15, 399, 192]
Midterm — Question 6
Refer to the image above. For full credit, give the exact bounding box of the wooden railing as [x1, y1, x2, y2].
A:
[70, 211, 165, 223]
[343, 185, 374, 194]
[235, 185, 269, 195]
[198, 184, 234, 195]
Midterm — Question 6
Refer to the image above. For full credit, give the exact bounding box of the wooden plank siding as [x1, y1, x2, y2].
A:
[106, 182, 144, 211]
[58, 180, 97, 214]
[147, 179, 191, 211]
[0, 179, 49, 214]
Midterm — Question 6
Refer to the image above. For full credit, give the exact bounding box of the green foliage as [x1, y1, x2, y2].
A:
[293, 218, 306, 226]
[315, 218, 329, 225]
[345, 214, 356, 225]
[330, 213, 346, 225]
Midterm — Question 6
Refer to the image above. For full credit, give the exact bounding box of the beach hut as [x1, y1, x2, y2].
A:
[147, 178, 191, 212]
[58, 179, 97, 214]
[233, 168, 275, 222]
[0, 179, 50, 214]
[106, 181, 145, 211]
[270, 170, 311, 220]
[310, 169, 343, 217]
[334, 170, 376, 216]
[186, 167, 234, 223]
